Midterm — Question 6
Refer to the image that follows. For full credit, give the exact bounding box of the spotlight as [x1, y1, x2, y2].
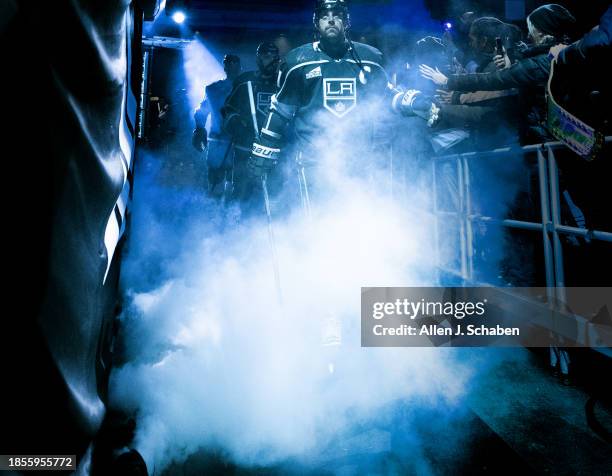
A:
[172, 11, 186, 24]
[166, 0, 191, 24]
[443, 21, 453, 31]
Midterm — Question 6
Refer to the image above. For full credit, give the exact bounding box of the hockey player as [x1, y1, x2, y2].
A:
[248, 0, 436, 194]
[247, 0, 405, 369]
[222, 42, 280, 208]
[192, 54, 241, 196]
[248, 0, 395, 184]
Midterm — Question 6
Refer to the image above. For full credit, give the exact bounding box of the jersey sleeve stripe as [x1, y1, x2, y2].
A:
[261, 127, 282, 139]
[346, 59, 384, 70]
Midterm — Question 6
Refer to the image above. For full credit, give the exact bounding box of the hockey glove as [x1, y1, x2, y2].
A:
[394, 89, 440, 127]
[192, 127, 208, 152]
[248, 142, 280, 178]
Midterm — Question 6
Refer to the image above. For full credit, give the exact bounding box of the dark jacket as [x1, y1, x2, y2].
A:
[553, 6, 612, 131]
[194, 78, 234, 139]
[446, 45, 552, 91]
[558, 6, 612, 67]
[438, 59, 520, 149]
[446, 44, 555, 144]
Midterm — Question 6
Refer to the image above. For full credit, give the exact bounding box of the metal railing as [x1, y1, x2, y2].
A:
[432, 137, 612, 299]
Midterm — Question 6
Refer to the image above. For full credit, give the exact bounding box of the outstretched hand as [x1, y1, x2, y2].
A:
[419, 64, 448, 86]
[435, 89, 453, 104]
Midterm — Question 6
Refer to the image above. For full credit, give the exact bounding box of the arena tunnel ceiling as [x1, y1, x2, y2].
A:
[167, 0, 509, 24]
[157, 0, 547, 35]
[155, 1, 609, 38]
[166, 0, 410, 31]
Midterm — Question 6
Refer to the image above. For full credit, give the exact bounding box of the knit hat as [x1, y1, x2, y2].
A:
[527, 4, 576, 41]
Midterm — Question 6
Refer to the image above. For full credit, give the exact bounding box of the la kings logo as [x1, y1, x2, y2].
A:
[323, 78, 356, 118]
[257, 92, 273, 116]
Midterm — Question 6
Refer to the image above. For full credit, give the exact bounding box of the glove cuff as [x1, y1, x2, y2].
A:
[397, 89, 424, 117]
[396, 90, 441, 127]
[392, 91, 405, 114]
[252, 143, 280, 162]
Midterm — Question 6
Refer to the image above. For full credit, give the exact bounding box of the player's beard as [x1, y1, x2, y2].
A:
[319, 28, 348, 58]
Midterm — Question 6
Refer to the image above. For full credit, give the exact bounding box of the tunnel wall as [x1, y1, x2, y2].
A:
[0, 0, 159, 466]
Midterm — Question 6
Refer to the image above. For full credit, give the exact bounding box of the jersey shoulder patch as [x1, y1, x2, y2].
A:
[277, 44, 329, 91]
[305, 65, 322, 79]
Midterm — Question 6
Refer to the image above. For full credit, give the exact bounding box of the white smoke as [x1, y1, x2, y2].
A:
[183, 39, 225, 111]
[110, 97, 515, 473]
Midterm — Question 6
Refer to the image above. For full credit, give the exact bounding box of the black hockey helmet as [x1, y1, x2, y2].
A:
[256, 42, 280, 76]
[313, 0, 350, 29]
[256, 41, 280, 59]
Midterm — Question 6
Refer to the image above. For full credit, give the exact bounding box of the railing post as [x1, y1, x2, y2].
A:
[547, 146, 566, 298]
[389, 143, 394, 200]
[462, 156, 474, 281]
[537, 148, 555, 300]
[546, 146, 569, 375]
[457, 158, 468, 281]
[432, 159, 441, 284]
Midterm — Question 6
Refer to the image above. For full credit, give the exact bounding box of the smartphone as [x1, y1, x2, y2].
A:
[495, 37, 503, 56]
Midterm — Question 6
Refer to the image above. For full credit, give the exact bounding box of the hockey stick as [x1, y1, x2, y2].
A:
[247, 81, 283, 303]
[296, 158, 340, 374]
[262, 173, 283, 304]
[297, 157, 313, 220]
[220, 140, 235, 205]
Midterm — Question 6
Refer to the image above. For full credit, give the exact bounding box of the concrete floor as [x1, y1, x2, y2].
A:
[465, 348, 612, 476]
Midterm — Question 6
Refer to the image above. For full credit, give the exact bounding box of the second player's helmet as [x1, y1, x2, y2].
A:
[256, 41, 280, 59]
[313, 0, 351, 29]
[256, 42, 280, 76]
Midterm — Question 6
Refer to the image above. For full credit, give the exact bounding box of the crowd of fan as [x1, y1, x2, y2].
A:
[394, 3, 611, 156]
